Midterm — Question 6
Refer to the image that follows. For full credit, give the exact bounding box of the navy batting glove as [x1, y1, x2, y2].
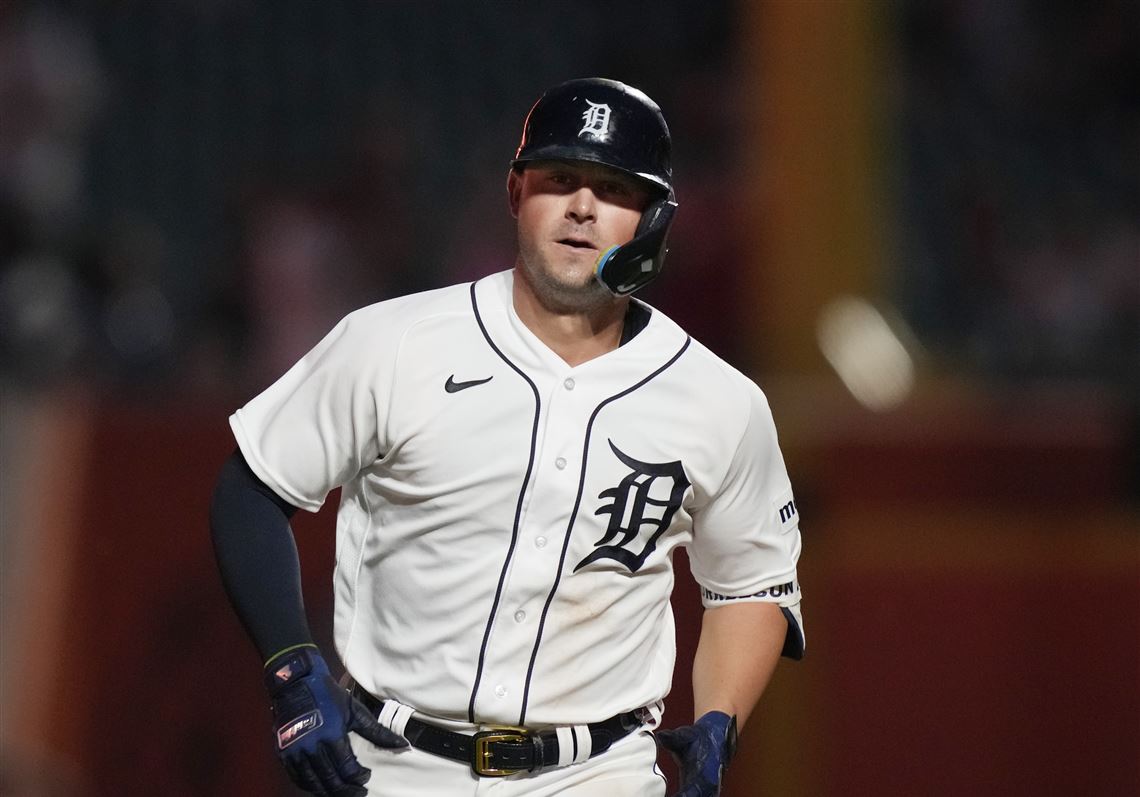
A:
[657, 711, 739, 797]
[265, 645, 408, 796]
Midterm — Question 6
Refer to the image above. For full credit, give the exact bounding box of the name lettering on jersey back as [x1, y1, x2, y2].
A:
[573, 439, 690, 574]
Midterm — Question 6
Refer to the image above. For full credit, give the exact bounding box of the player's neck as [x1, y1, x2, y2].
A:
[512, 274, 628, 368]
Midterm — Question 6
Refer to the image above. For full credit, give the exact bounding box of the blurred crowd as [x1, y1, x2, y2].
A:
[0, 0, 1136, 402]
[0, 1, 743, 402]
[894, 0, 1138, 392]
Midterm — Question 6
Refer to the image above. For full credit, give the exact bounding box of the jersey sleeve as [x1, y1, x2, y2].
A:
[687, 381, 805, 658]
[229, 308, 393, 513]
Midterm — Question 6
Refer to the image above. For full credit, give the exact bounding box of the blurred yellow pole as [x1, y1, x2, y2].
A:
[0, 394, 92, 779]
[740, 0, 890, 376]
[732, 2, 891, 795]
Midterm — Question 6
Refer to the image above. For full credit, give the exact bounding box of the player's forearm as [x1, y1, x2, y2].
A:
[691, 601, 786, 730]
[209, 450, 314, 661]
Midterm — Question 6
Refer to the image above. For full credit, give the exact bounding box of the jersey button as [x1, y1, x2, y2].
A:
[563, 377, 576, 390]
[494, 684, 507, 698]
[555, 457, 567, 470]
[535, 536, 547, 548]
[513, 610, 526, 623]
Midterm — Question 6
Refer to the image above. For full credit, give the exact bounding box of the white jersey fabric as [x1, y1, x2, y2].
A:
[231, 269, 804, 729]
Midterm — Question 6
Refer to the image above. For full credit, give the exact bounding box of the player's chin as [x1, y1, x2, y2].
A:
[527, 250, 589, 285]
[534, 265, 609, 310]
[553, 262, 605, 294]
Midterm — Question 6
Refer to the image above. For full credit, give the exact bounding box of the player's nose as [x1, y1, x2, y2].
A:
[566, 187, 597, 224]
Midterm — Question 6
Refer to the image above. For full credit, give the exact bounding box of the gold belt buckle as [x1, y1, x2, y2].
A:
[472, 726, 530, 777]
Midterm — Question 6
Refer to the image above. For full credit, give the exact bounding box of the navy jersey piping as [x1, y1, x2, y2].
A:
[465, 280, 542, 723]
[518, 335, 692, 724]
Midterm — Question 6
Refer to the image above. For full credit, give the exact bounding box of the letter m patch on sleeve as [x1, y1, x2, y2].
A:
[773, 487, 798, 535]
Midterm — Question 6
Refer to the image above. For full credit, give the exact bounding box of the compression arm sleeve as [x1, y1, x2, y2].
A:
[209, 448, 313, 661]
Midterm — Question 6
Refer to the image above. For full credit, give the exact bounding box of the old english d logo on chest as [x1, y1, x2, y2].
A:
[574, 440, 690, 574]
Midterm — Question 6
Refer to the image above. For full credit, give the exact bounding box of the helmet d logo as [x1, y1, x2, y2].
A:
[579, 100, 612, 139]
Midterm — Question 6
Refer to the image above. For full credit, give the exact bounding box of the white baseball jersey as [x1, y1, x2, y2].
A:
[231, 269, 804, 729]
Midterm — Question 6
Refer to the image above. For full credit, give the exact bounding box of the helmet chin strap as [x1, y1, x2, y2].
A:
[594, 199, 678, 296]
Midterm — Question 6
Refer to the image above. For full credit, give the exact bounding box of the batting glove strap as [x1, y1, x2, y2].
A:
[264, 644, 320, 693]
[658, 711, 739, 797]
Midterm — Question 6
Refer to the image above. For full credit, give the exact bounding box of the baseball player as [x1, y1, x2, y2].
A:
[210, 77, 804, 797]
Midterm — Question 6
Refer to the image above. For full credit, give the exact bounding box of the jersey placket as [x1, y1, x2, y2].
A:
[470, 368, 589, 724]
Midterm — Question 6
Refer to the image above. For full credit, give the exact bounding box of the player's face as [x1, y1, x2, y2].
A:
[509, 161, 651, 312]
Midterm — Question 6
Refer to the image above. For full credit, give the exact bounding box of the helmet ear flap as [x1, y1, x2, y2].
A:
[594, 199, 678, 296]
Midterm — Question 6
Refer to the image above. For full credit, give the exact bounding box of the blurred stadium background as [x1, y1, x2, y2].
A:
[0, 1, 1136, 795]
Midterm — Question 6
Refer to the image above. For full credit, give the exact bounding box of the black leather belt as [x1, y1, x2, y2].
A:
[352, 686, 646, 777]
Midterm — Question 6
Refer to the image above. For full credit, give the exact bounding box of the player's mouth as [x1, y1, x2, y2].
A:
[556, 237, 597, 252]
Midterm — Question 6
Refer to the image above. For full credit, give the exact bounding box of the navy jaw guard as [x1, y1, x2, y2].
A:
[595, 198, 678, 296]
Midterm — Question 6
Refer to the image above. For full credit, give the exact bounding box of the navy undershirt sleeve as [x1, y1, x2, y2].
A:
[209, 449, 314, 662]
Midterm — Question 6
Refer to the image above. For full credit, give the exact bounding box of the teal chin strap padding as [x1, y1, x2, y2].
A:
[594, 245, 621, 279]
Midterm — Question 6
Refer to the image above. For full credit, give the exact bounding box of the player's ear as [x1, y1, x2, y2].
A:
[507, 167, 522, 218]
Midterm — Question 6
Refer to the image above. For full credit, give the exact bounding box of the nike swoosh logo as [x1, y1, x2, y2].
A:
[445, 374, 493, 393]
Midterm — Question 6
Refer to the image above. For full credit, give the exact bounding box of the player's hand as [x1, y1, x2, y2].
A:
[265, 645, 408, 796]
[657, 711, 739, 797]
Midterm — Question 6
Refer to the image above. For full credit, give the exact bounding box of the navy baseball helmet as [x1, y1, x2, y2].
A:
[512, 78, 673, 199]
